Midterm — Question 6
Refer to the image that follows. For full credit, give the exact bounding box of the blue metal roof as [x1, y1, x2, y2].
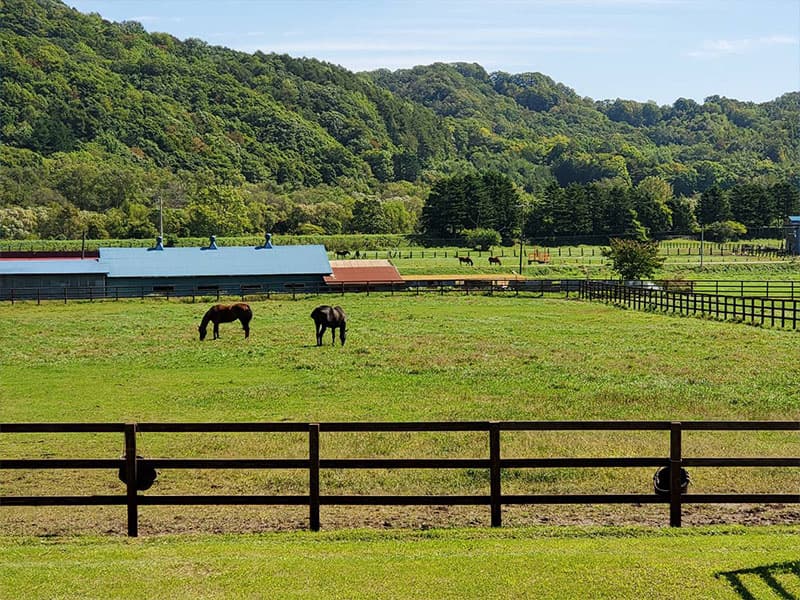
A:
[787, 216, 800, 225]
[0, 259, 108, 276]
[99, 245, 332, 278]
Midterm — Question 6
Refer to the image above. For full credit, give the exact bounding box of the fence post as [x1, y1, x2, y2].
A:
[309, 423, 320, 532]
[669, 422, 682, 527]
[489, 422, 502, 527]
[124, 423, 139, 537]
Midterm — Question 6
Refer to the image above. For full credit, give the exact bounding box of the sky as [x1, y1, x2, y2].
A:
[66, 0, 800, 105]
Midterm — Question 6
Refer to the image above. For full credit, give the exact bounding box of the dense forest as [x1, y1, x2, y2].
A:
[1, 0, 798, 243]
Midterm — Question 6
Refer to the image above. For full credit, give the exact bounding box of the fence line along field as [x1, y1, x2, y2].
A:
[0, 294, 798, 535]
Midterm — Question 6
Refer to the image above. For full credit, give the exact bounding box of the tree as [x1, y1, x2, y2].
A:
[602, 238, 665, 281]
[696, 186, 731, 225]
[462, 228, 501, 251]
[420, 171, 521, 241]
[704, 220, 747, 242]
[350, 196, 389, 233]
[634, 176, 673, 234]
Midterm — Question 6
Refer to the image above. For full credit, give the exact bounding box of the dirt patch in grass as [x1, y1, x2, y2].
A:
[2, 503, 797, 537]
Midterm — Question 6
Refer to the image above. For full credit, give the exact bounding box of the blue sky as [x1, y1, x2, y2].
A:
[67, 0, 799, 105]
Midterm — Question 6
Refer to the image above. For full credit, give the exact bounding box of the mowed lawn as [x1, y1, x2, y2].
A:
[1, 527, 798, 600]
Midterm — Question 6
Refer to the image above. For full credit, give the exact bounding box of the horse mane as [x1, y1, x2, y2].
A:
[199, 308, 214, 331]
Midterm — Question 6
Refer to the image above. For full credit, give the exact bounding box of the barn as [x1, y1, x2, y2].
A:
[100, 235, 331, 295]
[0, 255, 107, 299]
[323, 259, 403, 291]
[0, 235, 333, 299]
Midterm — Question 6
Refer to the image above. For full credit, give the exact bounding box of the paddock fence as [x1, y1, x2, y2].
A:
[0, 279, 581, 303]
[580, 281, 800, 329]
[1, 421, 797, 537]
[5, 278, 800, 305]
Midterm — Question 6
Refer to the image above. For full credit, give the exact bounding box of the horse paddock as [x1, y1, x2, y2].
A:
[0, 294, 797, 535]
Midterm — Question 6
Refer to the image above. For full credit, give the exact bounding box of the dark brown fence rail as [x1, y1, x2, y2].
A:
[4, 278, 800, 305]
[1, 421, 797, 537]
[0, 279, 579, 303]
[580, 281, 800, 329]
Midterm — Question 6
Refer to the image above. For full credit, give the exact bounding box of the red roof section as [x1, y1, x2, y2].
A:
[324, 260, 403, 284]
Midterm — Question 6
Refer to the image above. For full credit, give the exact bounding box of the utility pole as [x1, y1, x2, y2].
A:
[700, 226, 704, 267]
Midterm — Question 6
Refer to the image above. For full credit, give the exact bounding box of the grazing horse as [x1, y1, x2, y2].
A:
[489, 256, 502, 265]
[458, 256, 473, 266]
[311, 305, 346, 346]
[335, 250, 350, 258]
[199, 303, 252, 340]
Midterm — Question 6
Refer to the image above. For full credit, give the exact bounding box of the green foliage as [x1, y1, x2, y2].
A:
[350, 196, 390, 233]
[421, 171, 522, 243]
[0, 0, 798, 242]
[602, 238, 666, 280]
[703, 220, 747, 242]
[462, 227, 501, 250]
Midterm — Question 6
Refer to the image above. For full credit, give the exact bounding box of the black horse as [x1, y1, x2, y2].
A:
[199, 303, 252, 340]
[311, 305, 346, 346]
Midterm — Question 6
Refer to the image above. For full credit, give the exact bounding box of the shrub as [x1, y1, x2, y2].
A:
[462, 228, 501, 251]
[602, 238, 666, 280]
[703, 220, 747, 242]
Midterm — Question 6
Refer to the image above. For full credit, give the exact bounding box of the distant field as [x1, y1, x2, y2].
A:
[1, 294, 797, 534]
[1, 527, 798, 599]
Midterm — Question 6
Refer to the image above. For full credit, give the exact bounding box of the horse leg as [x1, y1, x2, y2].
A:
[339, 326, 346, 346]
[316, 324, 325, 346]
[213, 322, 220, 339]
[242, 320, 250, 338]
[331, 327, 336, 346]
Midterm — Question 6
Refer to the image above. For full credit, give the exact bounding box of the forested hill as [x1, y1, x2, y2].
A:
[1, 0, 798, 241]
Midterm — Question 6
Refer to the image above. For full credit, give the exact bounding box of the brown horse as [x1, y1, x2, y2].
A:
[311, 305, 346, 346]
[488, 256, 502, 265]
[199, 303, 252, 340]
[458, 256, 473, 266]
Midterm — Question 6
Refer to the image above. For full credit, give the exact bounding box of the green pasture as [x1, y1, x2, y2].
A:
[1, 527, 798, 599]
[0, 293, 797, 535]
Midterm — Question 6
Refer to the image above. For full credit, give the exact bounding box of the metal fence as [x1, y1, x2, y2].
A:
[581, 281, 800, 329]
[1, 421, 797, 537]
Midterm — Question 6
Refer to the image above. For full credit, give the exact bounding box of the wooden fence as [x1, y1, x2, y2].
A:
[5, 278, 800, 305]
[0, 279, 580, 304]
[580, 281, 800, 329]
[1, 421, 797, 537]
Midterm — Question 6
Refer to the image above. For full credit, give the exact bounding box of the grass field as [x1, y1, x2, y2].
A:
[1, 293, 797, 535]
[2, 282, 798, 598]
[1, 527, 798, 599]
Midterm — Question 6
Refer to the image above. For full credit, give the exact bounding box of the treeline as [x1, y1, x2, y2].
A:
[0, 0, 798, 242]
[420, 172, 800, 245]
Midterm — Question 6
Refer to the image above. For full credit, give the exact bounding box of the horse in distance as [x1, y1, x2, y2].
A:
[199, 303, 252, 340]
[458, 256, 473, 266]
[488, 256, 502, 265]
[311, 305, 346, 346]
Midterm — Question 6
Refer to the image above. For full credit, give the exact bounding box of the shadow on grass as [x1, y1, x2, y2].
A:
[716, 561, 800, 599]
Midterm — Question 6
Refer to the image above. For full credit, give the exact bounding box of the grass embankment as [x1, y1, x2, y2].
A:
[1, 527, 798, 599]
[0, 295, 797, 534]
